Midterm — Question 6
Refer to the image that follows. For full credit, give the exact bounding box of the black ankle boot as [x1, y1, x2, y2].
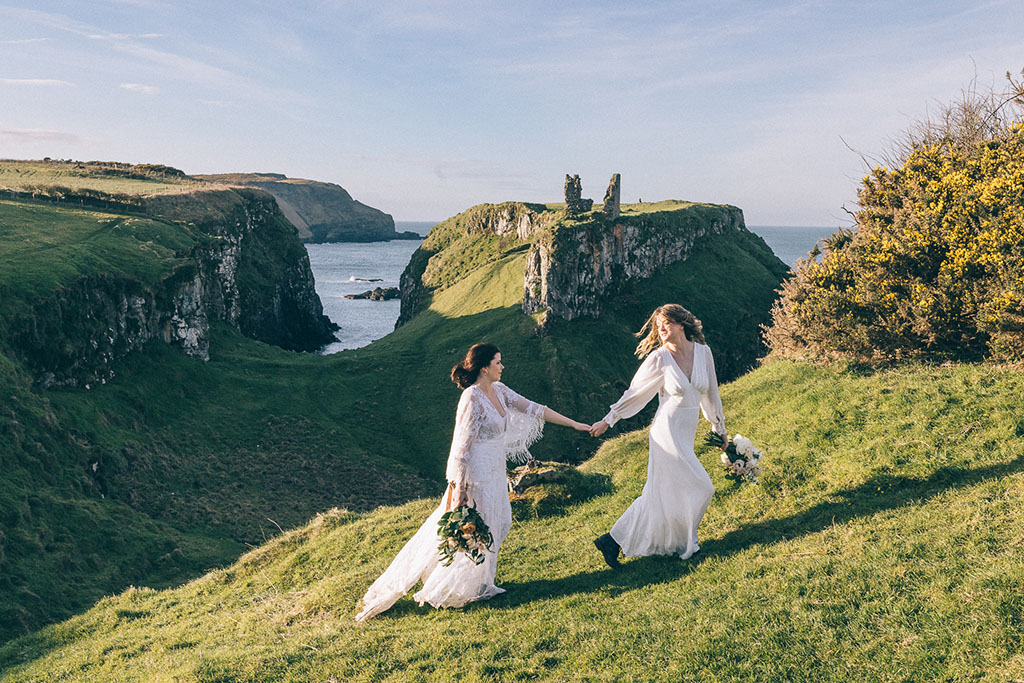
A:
[593, 533, 622, 569]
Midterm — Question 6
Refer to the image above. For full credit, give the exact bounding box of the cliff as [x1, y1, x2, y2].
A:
[396, 199, 788, 380]
[396, 202, 559, 326]
[2, 187, 336, 387]
[0, 185, 785, 642]
[523, 201, 749, 321]
[196, 173, 413, 243]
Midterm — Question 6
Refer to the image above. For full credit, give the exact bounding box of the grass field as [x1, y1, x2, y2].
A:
[0, 199, 195, 324]
[0, 190, 787, 643]
[3, 166, 1020, 680]
[0, 160, 207, 197]
[2, 359, 1021, 681]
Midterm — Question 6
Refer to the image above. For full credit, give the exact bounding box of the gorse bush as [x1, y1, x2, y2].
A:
[768, 71, 1024, 363]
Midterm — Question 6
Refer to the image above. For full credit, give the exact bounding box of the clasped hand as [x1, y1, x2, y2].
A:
[568, 418, 609, 437]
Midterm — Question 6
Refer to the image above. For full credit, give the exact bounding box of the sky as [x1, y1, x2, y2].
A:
[1, 1, 1023, 224]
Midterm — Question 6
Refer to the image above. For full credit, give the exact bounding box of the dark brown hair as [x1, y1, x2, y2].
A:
[451, 343, 501, 389]
[635, 304, 706, 358]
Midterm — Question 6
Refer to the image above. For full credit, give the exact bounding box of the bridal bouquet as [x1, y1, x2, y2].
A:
[437, 505, 494, 566]
[705, 432, 763, 484]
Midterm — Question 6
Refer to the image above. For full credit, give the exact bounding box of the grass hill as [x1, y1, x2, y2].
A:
[2, 360, 1022, 680]
[0, 165, 787, 643]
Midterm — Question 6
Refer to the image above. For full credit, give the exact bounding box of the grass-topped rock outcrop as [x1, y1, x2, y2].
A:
[196, 173, 407, 243]
[396, 201, 558, 326]
[398, 198, 788, 381]
[0, 162, 336, 387]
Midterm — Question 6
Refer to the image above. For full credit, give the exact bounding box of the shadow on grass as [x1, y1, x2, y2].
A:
[489, 454, 1024, 608]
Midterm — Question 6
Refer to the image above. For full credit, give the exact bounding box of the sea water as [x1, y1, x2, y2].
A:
[306, 222, 431, 353]
[750, 225, 835, 267]
[306, 223, 833, 352]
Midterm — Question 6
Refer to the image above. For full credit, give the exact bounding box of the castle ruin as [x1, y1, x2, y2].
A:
[563, 173, 620, 219]
[563, 174, 593, 215]
[603, 173, 620, 220]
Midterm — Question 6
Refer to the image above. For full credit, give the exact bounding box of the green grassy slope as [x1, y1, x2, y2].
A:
[3, 360, 1021, 681]
[0, 160, 206, 198]
[0, 199, 195, 324]
[0, 184, 786, 642]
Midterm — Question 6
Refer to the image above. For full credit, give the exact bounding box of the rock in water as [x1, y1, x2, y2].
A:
[344, 287, 400, 301]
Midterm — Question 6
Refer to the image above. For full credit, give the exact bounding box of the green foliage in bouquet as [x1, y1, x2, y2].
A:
[436, 505, 494, 566]
[704, 431, 762, 483]
[767, 71, 1024, 363]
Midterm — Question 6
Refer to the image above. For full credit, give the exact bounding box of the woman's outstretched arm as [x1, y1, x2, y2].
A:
[543, 405, 590, 432]
[498, 382, 589, 431]
[590, 352, 664, 436]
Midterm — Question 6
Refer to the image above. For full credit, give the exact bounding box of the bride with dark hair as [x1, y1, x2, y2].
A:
[356, 343, 588, 622]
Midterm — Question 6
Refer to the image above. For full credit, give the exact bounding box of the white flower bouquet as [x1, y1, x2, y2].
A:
[704, 431, 763, 484]
[436, 505, 494, 566]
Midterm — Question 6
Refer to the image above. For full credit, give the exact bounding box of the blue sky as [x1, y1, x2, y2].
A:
[1, 1, 1022, 224]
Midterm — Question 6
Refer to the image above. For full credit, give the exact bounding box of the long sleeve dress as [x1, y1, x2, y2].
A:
[602, 343, 725, 560]
[355, 382, 545, 622]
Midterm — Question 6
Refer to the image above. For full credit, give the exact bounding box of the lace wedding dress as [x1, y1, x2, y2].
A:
[602, 343, 726, 560]
[355, 382, 545, 622]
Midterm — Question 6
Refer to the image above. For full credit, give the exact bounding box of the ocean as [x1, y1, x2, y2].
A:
[305, 222, 833, 352]
[749, 225, 834, 266]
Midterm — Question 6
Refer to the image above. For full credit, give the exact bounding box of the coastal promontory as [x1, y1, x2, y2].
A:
[195, 173, 417, 243]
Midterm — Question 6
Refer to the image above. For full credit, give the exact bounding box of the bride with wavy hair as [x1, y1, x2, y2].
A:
[356, 342, 588, 622]
[589, 304, 727, 567]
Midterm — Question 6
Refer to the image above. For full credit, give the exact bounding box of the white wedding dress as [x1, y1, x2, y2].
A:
[602, 343, 726, 560]
[355, 382, 545, 622]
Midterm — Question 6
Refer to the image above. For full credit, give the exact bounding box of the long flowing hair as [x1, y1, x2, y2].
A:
[451, 343, 500, 389]
[634, 304, 705, 358]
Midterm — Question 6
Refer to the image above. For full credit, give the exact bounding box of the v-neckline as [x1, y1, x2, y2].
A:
[474, 384, 507, 418]
[665, 345, 695, 385]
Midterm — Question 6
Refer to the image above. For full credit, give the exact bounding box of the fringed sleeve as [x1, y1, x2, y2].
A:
[495, 382, 546, 465]
[445, 389, 485, 484]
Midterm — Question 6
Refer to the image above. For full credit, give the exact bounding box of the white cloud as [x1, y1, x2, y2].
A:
[1, 78, 75, 86]
[2, 8, 240, 90]
[120, 82, 159, 94]
[87, 32, 163, 40]
[0, 37, 49, 44]
[0, 127, 83, 143]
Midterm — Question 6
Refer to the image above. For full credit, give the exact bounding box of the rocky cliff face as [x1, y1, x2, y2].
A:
[12, 188, 337, 387]
[196, 173, 409, 243]
[523, 204, 746, 321]
[396, 202, 555, 327]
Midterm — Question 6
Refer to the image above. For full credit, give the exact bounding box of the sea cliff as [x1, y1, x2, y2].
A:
[195, 173, 414, 243]
[3, 187, 336, 387]
[396, 199, 788, 380]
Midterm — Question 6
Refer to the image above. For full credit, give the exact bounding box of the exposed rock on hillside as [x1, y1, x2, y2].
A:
[196, 173, 414, 243]
[523, 203, 745, 321]
[11, 188, 337, 387]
